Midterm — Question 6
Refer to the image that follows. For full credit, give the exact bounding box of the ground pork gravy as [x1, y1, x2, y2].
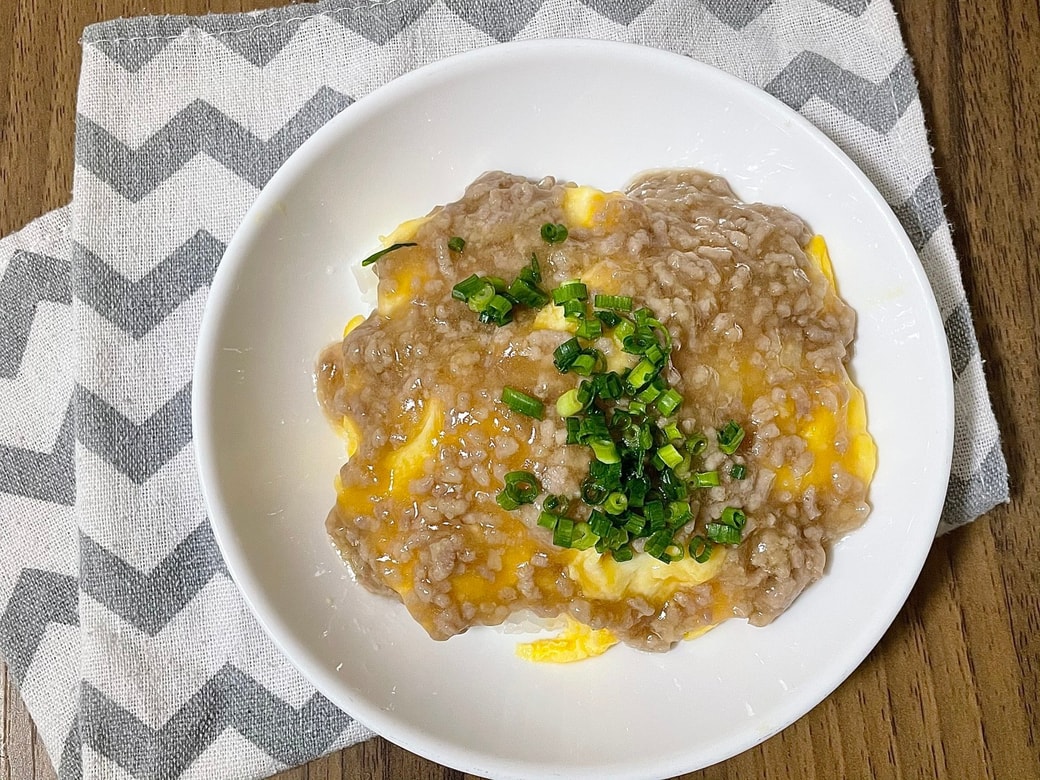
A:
[316, 170, 876, 654]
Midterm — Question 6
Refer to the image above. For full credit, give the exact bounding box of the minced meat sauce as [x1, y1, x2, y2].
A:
[316, 170, 875, 652]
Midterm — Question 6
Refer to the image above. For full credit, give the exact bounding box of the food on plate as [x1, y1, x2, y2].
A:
[316, 170, 875, 660]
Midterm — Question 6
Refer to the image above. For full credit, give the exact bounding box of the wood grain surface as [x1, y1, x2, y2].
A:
[1, 1, 1037, 778]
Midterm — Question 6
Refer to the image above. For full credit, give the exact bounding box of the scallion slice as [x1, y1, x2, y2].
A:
[553, 517, 575, 547]
[571, 522, 597, 550]
[594, 294, 633, 311]
[689, 535, 713, 563]
[360, 242, 416, 267]
[552, 280, 588, 304]
[656, 388, 683, 417]
[501, 386, 544, 419]
[706, 522, 741, 545]
[717, 420, 746, 454]
[720, 506, 747, 530]
[556, 389, 585, 418]
[541, 222, 569, 244]
[693, 470, 721, 488]
[730, 463, 747, 480]
[603, 491, 628, 515]
[447, 236, 465, 252]
[657, 443, 683, 469]
[553, 338, 582, 371]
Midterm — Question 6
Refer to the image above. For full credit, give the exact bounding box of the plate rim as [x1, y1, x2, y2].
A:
[193, 38, 955, 779]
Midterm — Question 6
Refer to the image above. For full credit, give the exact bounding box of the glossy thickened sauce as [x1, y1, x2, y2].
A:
[317, 170, 875, 654]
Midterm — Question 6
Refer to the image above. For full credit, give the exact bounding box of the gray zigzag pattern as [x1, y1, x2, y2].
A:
[944, 299, 978, 380]
[0, 250, 70, 379]
[76, 87, 354, 202]
[85, 0, 659, 71]
[59, 721, 82, 780]
[0, 400, 75, 505]
[75, 384, 193, 484]
[80, 665, 352, 777]
[0, 569, 78, 684]
[943, 439, 1007, 527]
[74, 232, 226, 339]
[892, 172, 945, 251]
[704, 0, 870, 29]
[80, 522, 225, 636]
[765, 51, 917, 134]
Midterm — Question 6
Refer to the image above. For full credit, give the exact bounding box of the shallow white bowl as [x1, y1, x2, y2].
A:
[193, 40, 954, 780]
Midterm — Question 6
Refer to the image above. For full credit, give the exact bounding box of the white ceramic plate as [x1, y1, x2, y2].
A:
[193, 40, 953, 780]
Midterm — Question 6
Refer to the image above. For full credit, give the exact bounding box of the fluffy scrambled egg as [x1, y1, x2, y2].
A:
[331, 182, 875, 663]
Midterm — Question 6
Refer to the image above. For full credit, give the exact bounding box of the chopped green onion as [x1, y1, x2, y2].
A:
[686, 433, 708, 455]
[706, 522, 741, 545]
[575, 318, 603, 340]
[452, 274, 483, 301]
[581, 480, 609, 505]
[466, 282, 495, 313]
[562, 299, 587, 320]
[501, 386, 544, 419]
[564, 416, 581, 444]
[693, 470, 721, 488]
[570, 353, 598, 376]
[447, 236, 465, 252]
[594, 294, 633, 312]
[552, 280, 588, 304]
[496, 491, 520, 510]
[596, 372, 624, 401]
[657, 443, 683, 469]
[541, 222, 569, 244]
[613, 318, 635, 343]
[656, 388, 683, 417]
[595, 310, 622, 328]
[537, 511, 559, 529]
[612, 545, 634, 562]
[543, 494, 569, 513]
[553, 338, 582, 371]
[645, 529, 674, 561]
[603, 492, 629, 515]
[623, 513, 646, 535]
[627, 399, 646, 415]
[507, 277, 550, 308]
[571, 522, 597, 550]
[627, 477, 649, 507]
[730, 463, 747, 480]
[504, 471, 541, 503]
[478, 294, 514, 325]
[520, 253, 542, 284]
[360, 242, 416, 267]
[590, 439, 620, 464]
[717, 420, 745, 454]
[664, 544, 684, 562]
[556, 389, 585, 418]
[553, 517, 575, 547]
[644, 501, 666, 528]
[588, 510, 613, 538]
[689, 536, 713, 563]
[625, 358, 659, 393]
[663, 422, 683, 442]
[720, 506, 747, 530]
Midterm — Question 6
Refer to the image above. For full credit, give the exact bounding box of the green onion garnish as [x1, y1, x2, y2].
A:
[553, 517, 575, 547]
[706, 522, 741, 545]
[590, 439, 620, 464]
[360, 242, 416, 267]
[447, 236, 465, 252]
[594, 294, 633, 311]
[553, 338, 582, 371]
[657, 444, 683, 469]
[686, 433, 708, 455]
[730, 463, 747, 480]
[720, 506, 747, 530]
[689, 536, 713, 563]
[541, 222, 569, 244]
[595, 310, 622, 328]
[552, 280, 588, 304]
[656, 388, 683, 417]
[501, 386, 545, 419]
[575, 318, 603, 340]
[603, 491, 628, 515]
[717, 420, 746, 454]
[556, 389, 585, 418]
[693, 470, 721, 488]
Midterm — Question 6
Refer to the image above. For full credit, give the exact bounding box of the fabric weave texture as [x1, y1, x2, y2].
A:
[0, 0, 1008, 777]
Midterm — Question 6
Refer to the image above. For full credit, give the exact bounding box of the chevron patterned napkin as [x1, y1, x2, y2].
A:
[0, 0, 1009, 777]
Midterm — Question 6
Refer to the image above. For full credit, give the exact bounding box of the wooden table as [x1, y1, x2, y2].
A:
[2, 2, 1037, 778]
